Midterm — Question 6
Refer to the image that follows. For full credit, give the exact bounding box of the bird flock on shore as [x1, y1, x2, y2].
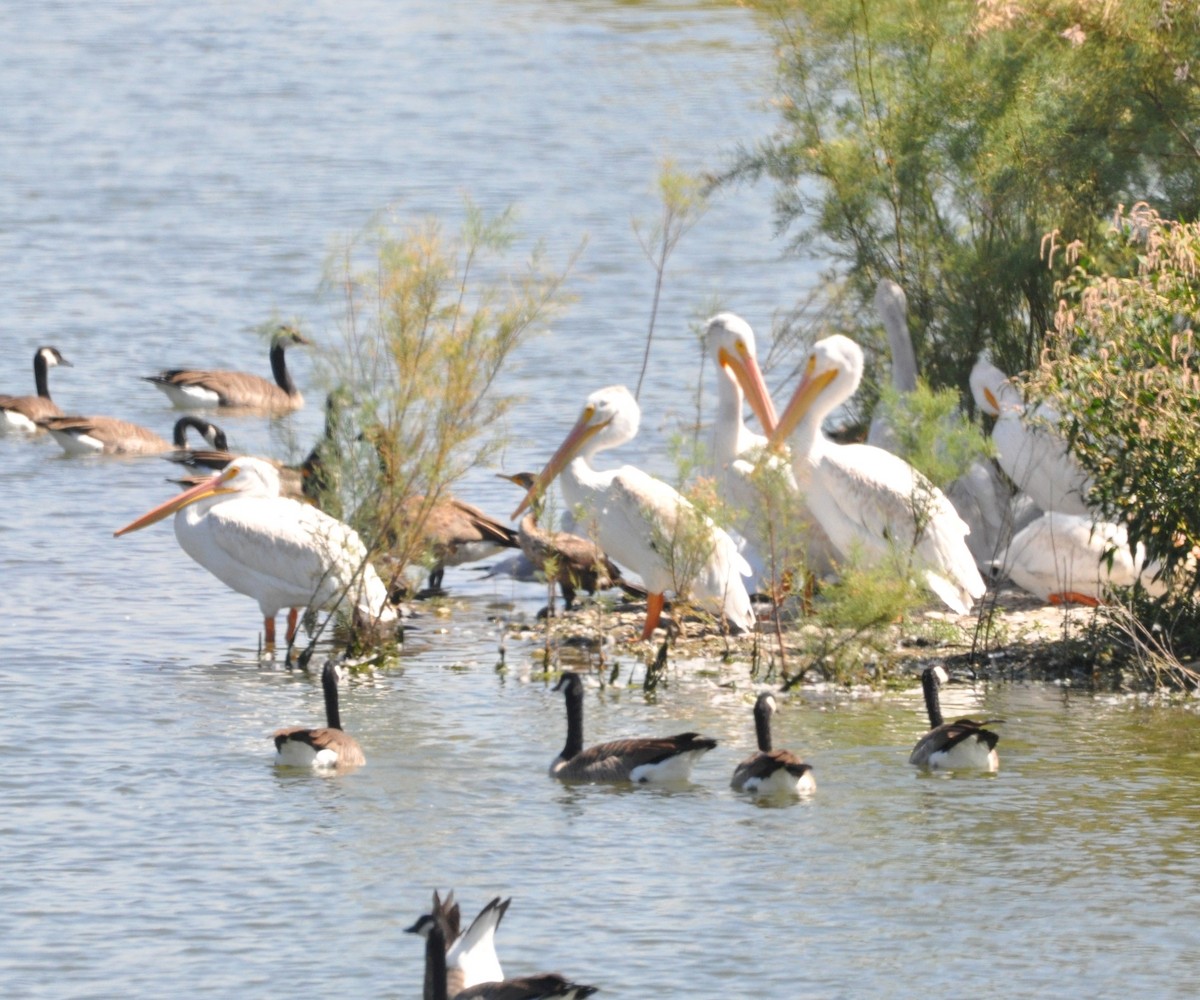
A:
[4, 286, 1139, 996]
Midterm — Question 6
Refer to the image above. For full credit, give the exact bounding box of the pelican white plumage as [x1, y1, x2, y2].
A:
[143, 325, 308, 411]
[768, 335, 986, 615]
[514, 385, 754, 639]
[866, 279, 917, 452]
[1003, 511, 1169, 605]
[0, 346, 72, 433]
[114, 455, 396, 647]
[704, 312, 835, 588]
[970, 356, 1092, 516]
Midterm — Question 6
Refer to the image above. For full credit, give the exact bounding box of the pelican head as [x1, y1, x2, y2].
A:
[114, 456, 282, 537]
[969, 355, 1023, 416]
[768, 334, 865, 449]
[704, 312, 778, 434]
[512, 385, 639, 519]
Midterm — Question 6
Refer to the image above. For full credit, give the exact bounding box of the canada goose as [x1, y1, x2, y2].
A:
[909, 666, 1001, 771]
[403, 494, 520, 592]
[498, 472, 643, 610]
[143, 324, 309, 411]
[550, 670, 717, 783]
[416, 892, 599, 1000]
[39, 414, 225, 457]
[406, 893, 510, 997]
[273, 660, 365, 769]
[0, 346, 72, 433]
[730, 692, 815, 795]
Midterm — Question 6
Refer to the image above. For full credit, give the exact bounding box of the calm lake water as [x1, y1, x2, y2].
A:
[3, 2, 1200, 997]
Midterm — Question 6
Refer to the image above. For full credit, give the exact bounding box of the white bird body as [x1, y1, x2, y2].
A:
[704, 313, 834, 587]
[517, 385, 754, 639]
[1003, 511, 1168, 605]
[971, 357, 1092, 516]
[115, 456, 395, 645]
[770, 335, 986, 615]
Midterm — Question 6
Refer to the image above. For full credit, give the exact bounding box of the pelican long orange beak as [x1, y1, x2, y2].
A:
[719, 341, 778, 435]
[114, 466, 239, 537]
[767, 357, 838, 452]
[511, 406, 609, 520]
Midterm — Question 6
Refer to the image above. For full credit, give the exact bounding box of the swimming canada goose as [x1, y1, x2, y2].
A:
[550, 670, 717, 783]
[273, 660, 365, 769]
[498, 472, 643, 610]
[143, 324, 309, 411]
[0, 346, 72, 433]
[730, 692, 815, 795]
[416, 892, 599, 1000]
[39, 414, 226, 457]
[406, 893, 510, 997]
[909, 666, 1001, 771]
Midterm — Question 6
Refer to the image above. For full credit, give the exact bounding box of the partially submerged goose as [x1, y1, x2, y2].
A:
[550, 670, 717, 784]
[407, 893, 510, 997]
[0, 346, 72, 433]
[730, 692, 815, 795]
[909, 666, 1001, 771]
[415, 891, 598, 1000]
[40, 414, 225, 457]
[273, 660, 365, 770]
[143, 324, 309, 411]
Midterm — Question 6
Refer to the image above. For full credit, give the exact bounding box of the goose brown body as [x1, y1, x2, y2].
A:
[909, 666, 1001, 771]
[0, 346, 72, 431]
[143, 325, 308, 411]
[730, 692, 815, 795]
[551, 671, 716, 783]
[40, 414, 225, 457]
[273, 661, 365, 770]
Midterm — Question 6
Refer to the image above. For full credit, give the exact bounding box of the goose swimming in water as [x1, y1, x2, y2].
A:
[143, 324, 309, 411]
[730, 692, 815, 795]
[407, 893, 511, 998]
[40, 413, 228, 457]
[550, 670, 717, 784]
[908, 666, 1001, 771]
[0, 346, 72, 433]
[273, 660, 365, 770]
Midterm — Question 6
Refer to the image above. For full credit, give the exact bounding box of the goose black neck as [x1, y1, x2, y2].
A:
[561, 678, 584, 762]
[922, 669, 944, 729]
[270, 337, 298, 396]
[322, 665, 343, 731]
[754, 697, 774, 753]
[425, 917, 449, 1000]
[33, 351, 51, 399]
[172, 415, 213, 448]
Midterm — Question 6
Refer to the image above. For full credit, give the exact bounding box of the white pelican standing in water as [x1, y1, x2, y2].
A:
[114, 456, 396, 647]
[514, 385, 754, 640]
[768, 335, 986, 615]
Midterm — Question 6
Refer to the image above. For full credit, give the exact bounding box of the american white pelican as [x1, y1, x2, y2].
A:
[514, 385, 754, 639]
[414, 892, 598, 1000]
[705, 312, 835, 588]
[0, 346, 72, 433]
[909, 666, 1001, 771]
[498, 471, 642, 610]
[407, 894, 510, 996]
[1003, 511, 1169, 606]
[730, 692, 815, 795]
[970, 356, 1092, 516]
[114, 455, 396, 647]
[273, 660, 365, 770]
[865, 278, 917, 452]
[768, 335, 986, 614]
[143, 324, 308, 411]
[550, 670, 717, 783]
[40, 414, 227, 457]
